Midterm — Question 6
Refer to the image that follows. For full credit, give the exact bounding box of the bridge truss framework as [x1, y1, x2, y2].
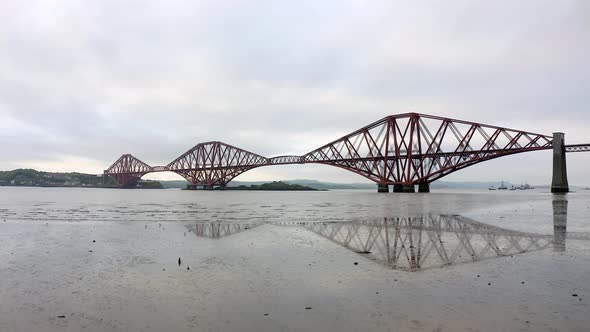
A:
[104, 113, 588, 191]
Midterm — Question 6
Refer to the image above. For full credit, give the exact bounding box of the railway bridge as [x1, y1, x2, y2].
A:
[104, 113, 589, 193]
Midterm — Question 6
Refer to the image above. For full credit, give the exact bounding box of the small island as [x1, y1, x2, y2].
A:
[224, 181, 320, 191]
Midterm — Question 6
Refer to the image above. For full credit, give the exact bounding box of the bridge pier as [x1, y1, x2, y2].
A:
[418, 183, 430, 193]
[551, 132, 569, 193]
[377, 184, 389, 193]
[393, 184, 415, 193]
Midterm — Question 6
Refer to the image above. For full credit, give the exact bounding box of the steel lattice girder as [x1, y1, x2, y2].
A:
[269, 155, 305, 164]
[104, 154, 153, 186]
[303, 113, 553, 184]
[165, 141, 268, 186]
[104, 113, 589, 186]
[565, 144, 590, 152]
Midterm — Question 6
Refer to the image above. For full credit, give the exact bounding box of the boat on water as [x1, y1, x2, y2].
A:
[492, 181, 535, 191]
[517, 183, 534, 190]
[487, 181, 537, 191]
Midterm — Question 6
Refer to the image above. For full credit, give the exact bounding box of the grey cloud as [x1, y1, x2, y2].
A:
[0, 0, 588, 184]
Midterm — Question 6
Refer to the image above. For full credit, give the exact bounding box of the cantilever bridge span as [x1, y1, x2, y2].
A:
[104, 113, 589, 193]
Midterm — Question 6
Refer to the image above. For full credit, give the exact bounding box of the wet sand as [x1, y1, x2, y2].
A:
[1, 218, 589, 332]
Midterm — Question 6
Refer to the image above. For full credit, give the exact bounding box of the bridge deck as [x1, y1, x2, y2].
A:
[565, 144, 590, 152]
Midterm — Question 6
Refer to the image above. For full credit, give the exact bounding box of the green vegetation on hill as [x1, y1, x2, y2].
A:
[226, 181, 319, 191]
[0, 169, 162, 189]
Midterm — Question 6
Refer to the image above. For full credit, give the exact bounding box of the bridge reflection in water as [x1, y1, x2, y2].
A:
[296, 216, 553, 271]
[188, 222, 262, 238]
[552, 195, 568, 252]
[189, 212, 569, 271]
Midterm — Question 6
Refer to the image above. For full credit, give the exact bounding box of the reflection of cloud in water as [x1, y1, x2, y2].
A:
[187, 222, 262, 239]
[280, 215, 554, 272]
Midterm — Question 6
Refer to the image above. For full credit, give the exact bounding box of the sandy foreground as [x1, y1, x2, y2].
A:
[1, 219, 589, 332]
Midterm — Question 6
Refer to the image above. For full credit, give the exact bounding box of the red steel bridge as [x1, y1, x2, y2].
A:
[104, 113, 589, 193]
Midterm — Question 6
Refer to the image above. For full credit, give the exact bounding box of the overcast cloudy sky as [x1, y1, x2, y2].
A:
[1, 0, 588, 185]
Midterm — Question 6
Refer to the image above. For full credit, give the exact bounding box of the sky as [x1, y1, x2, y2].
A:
[1, 0, 589, 185]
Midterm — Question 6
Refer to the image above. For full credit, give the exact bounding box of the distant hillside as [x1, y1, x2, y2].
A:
[0, 169, 162, 189]
[432, 181, 509, 189]
[158, 180, 190, 188]
[431, 181, 550, 189]
[158, 179, 374, 189]
[231, 179, 375, 190]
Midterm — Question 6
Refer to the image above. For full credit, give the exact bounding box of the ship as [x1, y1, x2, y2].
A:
[517, 183, 534, 190]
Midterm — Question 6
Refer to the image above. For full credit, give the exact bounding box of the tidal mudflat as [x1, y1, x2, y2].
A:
[1, 187, 589, 331]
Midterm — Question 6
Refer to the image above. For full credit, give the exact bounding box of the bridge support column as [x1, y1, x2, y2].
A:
[393, 184, 415, 193]
[377, 184, 389, 193]
[418, 183, 430, 193]
[551, 132, 569, 193]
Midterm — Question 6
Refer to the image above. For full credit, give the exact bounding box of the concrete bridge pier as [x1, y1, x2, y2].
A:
[377, 184, 389, 193]
[418, 183, 430, 193]
[551, 132, 569, 193]
[393, 184, 415, 193]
